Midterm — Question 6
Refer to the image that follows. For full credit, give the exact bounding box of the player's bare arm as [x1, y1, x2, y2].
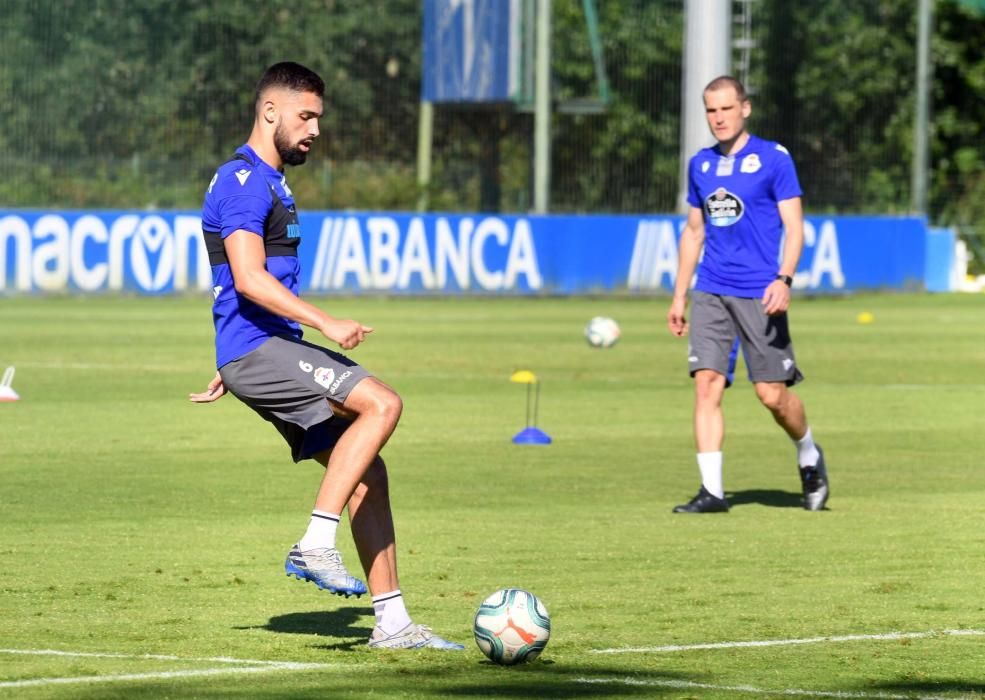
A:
[224, 229, 373, 349]
[667, 206, 705, 336]
[762, 196, 804, 316]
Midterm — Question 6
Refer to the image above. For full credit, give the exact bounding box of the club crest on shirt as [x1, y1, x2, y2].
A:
[704, 187, 745, 227]
[701, 161, 710, 173]
[740, 153, 761, 173]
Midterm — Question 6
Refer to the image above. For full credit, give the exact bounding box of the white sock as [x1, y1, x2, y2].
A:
[298, 510, 340, 551]
[794, 427, 821, 469]
[372, 590, 412, 635]
[697, 451, 724, 499]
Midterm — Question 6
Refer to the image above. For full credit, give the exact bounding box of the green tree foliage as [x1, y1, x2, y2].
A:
[551, 0, 682, 212]
[751, 0, 985, 265]
[931, 1, 985, 240]
[0, 0, 982, 232]
[754, 0, 917, 213]
[0, 0, 424, 208]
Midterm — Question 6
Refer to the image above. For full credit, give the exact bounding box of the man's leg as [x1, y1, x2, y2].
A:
[313, 377, 402, 515]
[344, 455, 398, 595]
[311, 445, 462, 649]
[285, 379, 401, 597]
[673, 369, 730, 513]
[694, 369, 727, 453]
[754, 382, 828, 510]
[753, 381, 806, 439]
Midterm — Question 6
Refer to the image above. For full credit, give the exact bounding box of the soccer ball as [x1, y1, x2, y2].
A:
[473, 588, 551, 665]
[584, 316, 621, 348]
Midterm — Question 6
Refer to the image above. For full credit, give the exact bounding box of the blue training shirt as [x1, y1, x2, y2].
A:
[201, 144, 304, 369]
[687, 134, 803, 298]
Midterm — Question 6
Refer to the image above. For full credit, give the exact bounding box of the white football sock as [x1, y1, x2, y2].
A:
[372, 590, 412, 635]
[697, 451, 724, 499]
[794, 427, 821, 469]
[298, 510, 340, 551]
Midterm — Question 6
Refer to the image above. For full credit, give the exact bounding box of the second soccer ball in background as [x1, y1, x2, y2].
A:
[584, 316, 621, 348]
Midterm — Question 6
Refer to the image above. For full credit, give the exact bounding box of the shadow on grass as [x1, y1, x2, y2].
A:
[235, 607, 373, 650]
[868, 679, 985, 695]
[227, 611, 701, 696]
[726, 488, 803, 508]
[60, 663, 702, 699]
[433, 663, 699, 698]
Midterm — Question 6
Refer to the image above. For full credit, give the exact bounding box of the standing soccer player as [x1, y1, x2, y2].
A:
[667, 75, 828, 513]
[190, 62, 462, 649]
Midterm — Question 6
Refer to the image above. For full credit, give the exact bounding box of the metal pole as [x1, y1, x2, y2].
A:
[581, 0, 609, 103]
[678, 0, 732, 213]
[912, 0, 932, 215]
[416, 100, 434, 212]
[533, 0, 551, 214]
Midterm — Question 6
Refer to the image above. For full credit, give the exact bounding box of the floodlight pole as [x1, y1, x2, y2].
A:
[911, 0, 933, 215]
[533, 0, 551, 214]
[678, 0, 731, 213]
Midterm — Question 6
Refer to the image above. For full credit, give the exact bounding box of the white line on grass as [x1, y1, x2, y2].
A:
[592, 628, 985, 654]
[0, 649, 343, 689]
[0, 648, 298, 665]
[575, 676, 956, 700]
[0, 664, 331, 689]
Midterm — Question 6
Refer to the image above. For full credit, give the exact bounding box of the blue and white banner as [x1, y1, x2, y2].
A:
[422, 0, 521, 102]
[0, 210, 930, 295]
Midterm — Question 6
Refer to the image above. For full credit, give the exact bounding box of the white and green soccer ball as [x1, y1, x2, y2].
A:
[473, 588, 551, 665]
[584, 316, 621, 348]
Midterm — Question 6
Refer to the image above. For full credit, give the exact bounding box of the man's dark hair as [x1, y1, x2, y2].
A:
[704, 75, 748, 102]
[255, 62, 325, 104]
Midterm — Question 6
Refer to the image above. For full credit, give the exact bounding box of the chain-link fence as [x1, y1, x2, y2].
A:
[1, 0, 982, 268]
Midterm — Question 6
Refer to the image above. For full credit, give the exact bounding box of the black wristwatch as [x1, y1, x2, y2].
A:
[776, 274, 793, 287]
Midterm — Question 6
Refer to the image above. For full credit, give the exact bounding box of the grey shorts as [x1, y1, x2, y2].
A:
[688, 291, 804, 387]
[219, 335, 372, 462]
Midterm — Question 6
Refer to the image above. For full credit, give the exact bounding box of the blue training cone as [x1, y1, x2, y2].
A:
[509, 370, 551, 445]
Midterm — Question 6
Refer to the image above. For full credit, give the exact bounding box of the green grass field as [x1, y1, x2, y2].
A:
[2, 293, 984, 699]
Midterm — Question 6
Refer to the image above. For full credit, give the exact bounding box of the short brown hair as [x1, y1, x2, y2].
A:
[704, 75, 748, 102]
[255, 62, 325, 105]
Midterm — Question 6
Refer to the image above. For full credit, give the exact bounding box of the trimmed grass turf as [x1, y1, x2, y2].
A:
[1, 293, 984, 698]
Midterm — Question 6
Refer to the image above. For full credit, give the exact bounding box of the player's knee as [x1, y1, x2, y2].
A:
[755, 384, 785, 412]
[350, 379, 403, 425]
[369, 385, 403, 426]
[694, 371, 725, 405]
[381, 390, 403, 424]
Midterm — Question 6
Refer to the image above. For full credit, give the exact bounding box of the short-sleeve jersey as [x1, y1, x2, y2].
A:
[201, 144, 304, 368]
[686, 134, 802, 298]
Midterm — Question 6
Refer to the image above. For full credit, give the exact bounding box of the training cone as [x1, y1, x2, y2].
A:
[0, 367, 19, 402]
[510, 370, 551, 445]
[512, 426, 552, 445]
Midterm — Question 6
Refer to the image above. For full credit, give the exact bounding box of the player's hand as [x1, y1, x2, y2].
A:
[761, 279, 791, 316]
[322, 319, 374, 350]
[189, 372, 226, 403]
[667, 297, 689, 336]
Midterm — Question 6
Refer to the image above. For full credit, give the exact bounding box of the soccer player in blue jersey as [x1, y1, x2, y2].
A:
[189, 62, 462, 649]
[667, 75, 828, 513]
